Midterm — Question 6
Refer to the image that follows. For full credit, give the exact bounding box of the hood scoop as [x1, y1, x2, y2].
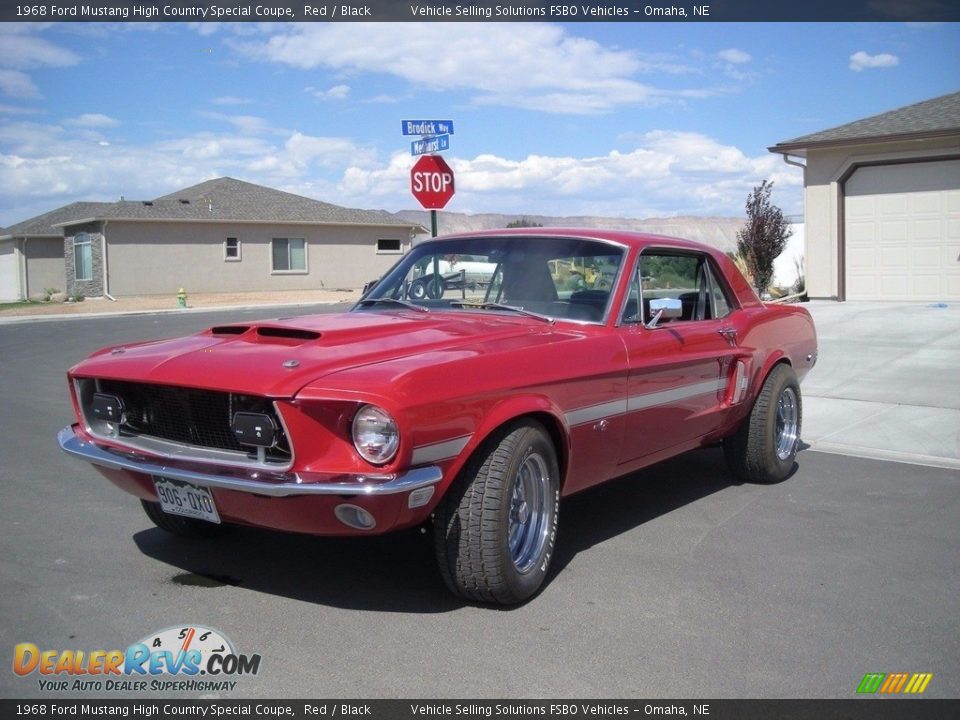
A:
[257, 326, 321, 341]
[208, 324, 321, 345]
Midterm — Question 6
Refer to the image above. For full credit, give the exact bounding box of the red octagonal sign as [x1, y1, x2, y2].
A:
[411, 155, 455, 210]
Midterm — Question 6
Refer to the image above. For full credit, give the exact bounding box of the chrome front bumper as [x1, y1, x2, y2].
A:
[57, 425, 442, 498]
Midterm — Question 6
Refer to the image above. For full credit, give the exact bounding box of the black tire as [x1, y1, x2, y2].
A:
[724, 363, 802, 483]
[409, 274, 444, 300]
[434, 421, 560, 605]
[141, 500, 224, 538]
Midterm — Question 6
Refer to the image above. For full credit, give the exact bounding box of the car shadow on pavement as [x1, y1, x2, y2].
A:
[132, 447, 745, 613]
[547, 447, 740, 579]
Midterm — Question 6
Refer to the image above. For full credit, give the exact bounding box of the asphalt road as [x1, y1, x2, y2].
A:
[1, 306, 958, 700]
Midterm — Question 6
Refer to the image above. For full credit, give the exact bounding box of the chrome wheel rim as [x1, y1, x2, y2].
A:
[775, 387, 799, 461]
[508, 452, 551, 574]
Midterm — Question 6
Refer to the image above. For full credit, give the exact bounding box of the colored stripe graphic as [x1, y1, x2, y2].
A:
[904, 673, 934, 694]
[880, 672, 909, 693]
[857, 672, 933, 694]
[857, 673, 885, 693]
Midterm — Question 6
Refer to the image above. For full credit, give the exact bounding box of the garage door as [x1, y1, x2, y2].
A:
[0, 242, 20, 302]
[845, 159, 960, 301]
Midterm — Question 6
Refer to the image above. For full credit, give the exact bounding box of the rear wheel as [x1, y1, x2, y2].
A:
[724, 364, 802, 483]
[141, 500, 224, 538]
[434, 421, 559, 605]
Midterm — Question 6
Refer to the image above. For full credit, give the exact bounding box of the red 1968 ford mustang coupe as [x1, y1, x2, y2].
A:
[59, 229, 816, 604]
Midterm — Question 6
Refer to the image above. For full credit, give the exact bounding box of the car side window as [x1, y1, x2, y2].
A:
[623, 251, 736, 325]
[706, 261, 735, 319]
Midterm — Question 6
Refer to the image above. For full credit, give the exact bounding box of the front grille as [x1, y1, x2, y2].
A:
[84, 379, 291, 465]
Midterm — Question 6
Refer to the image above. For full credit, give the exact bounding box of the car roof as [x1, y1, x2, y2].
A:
[423, 227, 718, 254]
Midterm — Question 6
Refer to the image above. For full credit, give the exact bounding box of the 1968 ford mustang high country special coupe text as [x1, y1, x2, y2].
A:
[59, 229, 817, 604]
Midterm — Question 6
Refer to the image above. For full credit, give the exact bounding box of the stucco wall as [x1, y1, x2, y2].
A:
[24, 237, 66, 299]
[802, 137, 960, 299]
[0, 240, 18, 301]
[100, 222, 411, 296]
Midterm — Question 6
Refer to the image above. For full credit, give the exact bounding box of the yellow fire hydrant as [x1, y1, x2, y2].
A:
[177, 287, 187, 308]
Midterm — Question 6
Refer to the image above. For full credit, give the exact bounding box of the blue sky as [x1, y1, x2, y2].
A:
[1, 21, 958, 227]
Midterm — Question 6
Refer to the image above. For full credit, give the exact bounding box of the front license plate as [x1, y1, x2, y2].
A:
[152, 477, 221, 524]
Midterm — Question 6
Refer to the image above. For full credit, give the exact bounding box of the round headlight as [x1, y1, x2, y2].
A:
[352, 405, 400, 465]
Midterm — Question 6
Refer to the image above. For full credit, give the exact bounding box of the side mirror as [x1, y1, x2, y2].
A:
[361, 278, 379, 296]
[646, 297, 682, 329]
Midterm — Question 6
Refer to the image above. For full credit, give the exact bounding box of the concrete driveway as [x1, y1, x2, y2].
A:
[801, 301, 960, 469]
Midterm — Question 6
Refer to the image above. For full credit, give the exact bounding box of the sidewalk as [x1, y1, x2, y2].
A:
[802, 301, 960, 470]
[0, 288, 360, 322]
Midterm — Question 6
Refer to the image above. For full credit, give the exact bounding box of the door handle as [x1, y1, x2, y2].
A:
[718, 327, 737, 347]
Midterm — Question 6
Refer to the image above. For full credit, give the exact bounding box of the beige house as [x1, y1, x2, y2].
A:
[0, 177, 423, 300]
[1, 202, 114, 302]
[769, 92, 960, 301]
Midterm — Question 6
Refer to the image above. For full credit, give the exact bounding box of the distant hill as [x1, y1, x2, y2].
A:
[394, 210, 745, 253]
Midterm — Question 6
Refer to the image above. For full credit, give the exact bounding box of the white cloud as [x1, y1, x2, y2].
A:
[64, 113, 119, 128]
[234, 23, 711, 115]
[717, 48, 751, 64]
[0, 119, 383, 225]
[0, 70, 41, 99]
[337, 130, 801, 218]
[849, 51, 900, 72]
[0, 103, 42, 116]
[0, 28, 80, 70]
[0, 26, 80, 101]
[198, 112, 277, 135]
[0, 121, 802, 226]
[307, 84, 351, 101]
[211, 96, 251, 105]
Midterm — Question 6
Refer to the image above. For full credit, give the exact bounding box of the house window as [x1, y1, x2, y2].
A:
[224, 237, 241, 261]
[271, 238, 307, 273]
[377, 238, 402, 254]
[74, 233, 93, 281]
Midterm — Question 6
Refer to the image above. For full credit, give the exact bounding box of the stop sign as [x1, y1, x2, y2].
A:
[410, 155, 455, 209]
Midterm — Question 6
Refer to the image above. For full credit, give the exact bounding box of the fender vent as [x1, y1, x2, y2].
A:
[210, 326, 249, 335]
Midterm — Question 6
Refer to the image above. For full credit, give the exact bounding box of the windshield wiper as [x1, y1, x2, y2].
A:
[450, 301, 553, 323]
[357, 297, 429, 313]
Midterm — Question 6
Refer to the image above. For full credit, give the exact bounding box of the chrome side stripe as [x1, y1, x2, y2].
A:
[565, 399, 628, 427]
[626, 378, 725, 412]
[566, 378, 727, 427]
[411, 435, 472, 465]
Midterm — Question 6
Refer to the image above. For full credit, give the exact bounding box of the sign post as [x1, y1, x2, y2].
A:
[410, 154, 455, 237]
[403, 119, 455, 237]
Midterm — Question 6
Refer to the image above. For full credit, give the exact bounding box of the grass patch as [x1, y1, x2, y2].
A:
[0, 299, 43, 312]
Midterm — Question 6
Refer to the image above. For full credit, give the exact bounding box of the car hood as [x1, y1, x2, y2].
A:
[69, 310, 558, 398]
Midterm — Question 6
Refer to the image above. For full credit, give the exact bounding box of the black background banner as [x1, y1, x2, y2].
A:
[2, 0, 960, 23]
[3, 699, 960, 719]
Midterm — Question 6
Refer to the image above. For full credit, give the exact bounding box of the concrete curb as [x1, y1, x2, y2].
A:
[805, 443, 960, 471]
[0, 299, 354, 325]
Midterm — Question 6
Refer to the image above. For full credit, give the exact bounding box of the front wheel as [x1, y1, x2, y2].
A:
[434, 421, 560, 605]
[724, 364, 802, 484]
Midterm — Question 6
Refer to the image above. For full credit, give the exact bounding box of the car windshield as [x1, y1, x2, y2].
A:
[356, 236, 625, 324]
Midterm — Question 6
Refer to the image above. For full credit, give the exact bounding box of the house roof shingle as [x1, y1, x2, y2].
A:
[2, 202, 117, 238]
[99, 177, 410, 226]
[770, 91, 960, 154]
[1, 177, 416, 238]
